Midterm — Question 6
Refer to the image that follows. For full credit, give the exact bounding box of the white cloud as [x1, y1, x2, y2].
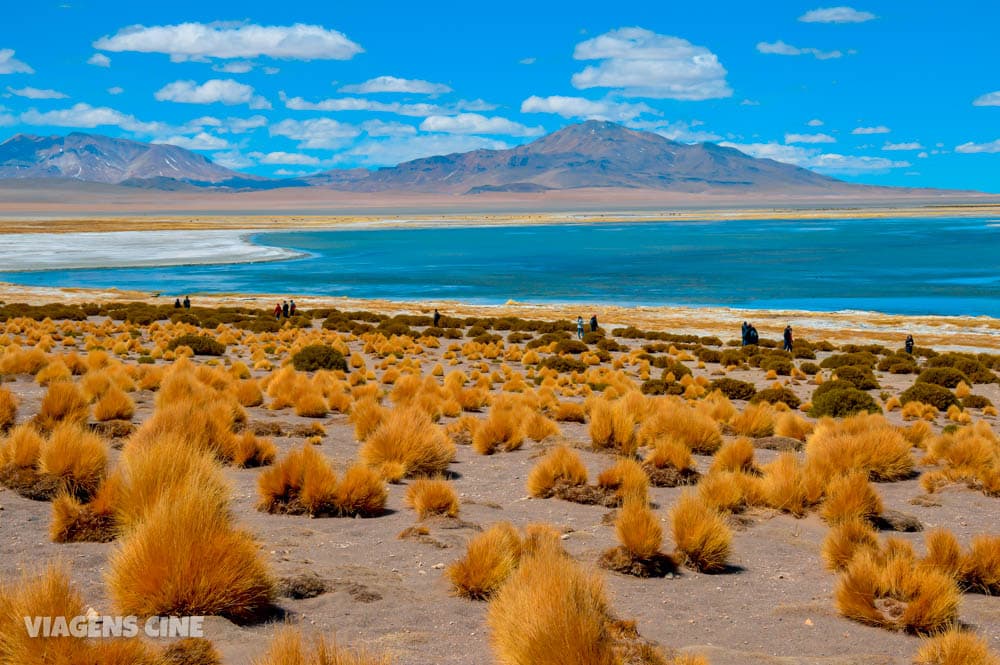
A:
[274, 169, 312, 176]
[883, 142, 924, 151]
[282, 93, 493, 117]
[340, 76, 452, 95]
[222, 115, 268, 134]
[94, 22, 362, 62]
[571, 28, 731, 100]
[6, 86, 68, 99]
[154, 79, 270, 109]
[852, 125, 890, 134]
[973, 91, 1000, 107]
[420, 113, 543, 137]
[756, 41, 843, 60]
[19, 102, 164, 133]
[628, 120, 721, 143]
[211, 150, 255, 169]
[212, 61, 254, 74]
[87, 53, 111, 67]
[785, 132, 836, 144]
[955, 140, 1000, 154]
[250, 151, 321, 165]
[0, 112, 14, 126]
[799, 6, 876, 23]
[519, 57, 536, 65]
[0, 49, 33, 74]
[807, 118, 824, 126]
[740, 99, 760, 106]
[157, 132, 230, 150]
[918, 152, 929, 158]
[361, 119, 417, 137]
[107, 86, 124, 95]
[520, 95, 655, 122]
[335, 134, 510, 167]
[721, 141, 910, 174]
[270, 117, 361, 149]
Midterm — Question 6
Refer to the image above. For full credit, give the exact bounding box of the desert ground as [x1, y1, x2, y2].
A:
[0, 298, 998, 665]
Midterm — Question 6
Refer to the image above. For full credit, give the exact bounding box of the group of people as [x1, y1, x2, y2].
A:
[273, 300, 297, 319]
[576, 314, 599, 339]
[173, 296, 190, 309]
[739, 321, 794, 352]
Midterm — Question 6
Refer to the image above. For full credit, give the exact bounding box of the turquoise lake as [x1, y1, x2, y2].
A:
[3, 217, 1000, 317]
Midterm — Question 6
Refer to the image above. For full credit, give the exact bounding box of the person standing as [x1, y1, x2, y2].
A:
[577, 316, 584, 340]
[905, 334, 914, 354]
[282, 301, 289, 318]
[289, 300, 297, 317]
[433, 309, 441, 327]
[741, 321, 749, 346]
[590, 314, 598, 333]
[783, 325, 794, 352]
[174, 298, 182, 308]
[273, 302, 282, 319]
[747, 324, 759, 346]
[183, 296, 190, 309]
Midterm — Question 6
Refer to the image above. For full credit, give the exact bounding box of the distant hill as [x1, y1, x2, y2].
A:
[304, 120, 859, 194]
[0, 121, 926, 196]
[0, 132, 260, 188]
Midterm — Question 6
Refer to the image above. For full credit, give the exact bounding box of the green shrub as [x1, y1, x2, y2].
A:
[291, 345, 347, 372]
[925, 353, 997, 384]
[812, 379, 859, 400]
[539, 356, 587, 373]
[916, 367, 969, 389]
[708, 378, 756, 401]
[696, 348, 721, 364]
[596, 338, 626, 352]
[792, 346, 817, 360]
[831, 365, 880, 390]
[581, 331, 605, 344]
[760, 357, 794, 376]
[799, 362, 820, 376]
[473, 333, 503, 345]
[526, 331, 572, 350]
[506, 332, 533, 344]
[820, 352, 878, 370]
[899, 383, 958, 410]
[961, 394, 993, 410]
[809, 388, 881, 418]
[660, 361, 692, 380]
[554, 339, 588, 354]
[167, 334, 225, 356]
[641, 380, 685, 396]
[719, 349, 746, 367]
[750, 387, 801, 409]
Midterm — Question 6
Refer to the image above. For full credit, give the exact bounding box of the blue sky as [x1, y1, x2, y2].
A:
[1, 1, 998, 191]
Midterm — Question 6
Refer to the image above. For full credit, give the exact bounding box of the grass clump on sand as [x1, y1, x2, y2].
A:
[913, 629, 1000, 665]
[600, 496, 676, 578]
[526, 445, 589, 498]
[670, 491, 732, 573]
[448, 522, 523, 599]
[291, 344, 348, 372]
[167, 334, 225, 356]
[359, 407, 455, 482]
[252, 626, 391, 665]
[405, 478, 460, 519]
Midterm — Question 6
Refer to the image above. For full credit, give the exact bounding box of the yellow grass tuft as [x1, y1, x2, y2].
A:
[553, 401, 587, 423]
[922, 529, 964, 580]
[597, 458, 649, 502]
[0, 565, 88, 664]
[49, 474, 121, 543]
[960, 535, 1000, 594]
[643, 436, 694, 471]
[760, 452, 820, 517]
[822, 517, 879, 571]
[913, 628, 1000, 665]
[729, 403, 775, 438]
[0, 386, 18, 432]
[821, 471, 883, 525]
[108, 489, 275, 622]
[709, 437, 757, 474]
[806, 413, 914, 482]
[638, 398, 721, 454]
[589, 399, 638, 455]
[335, 464, 388, 518]
[38, 423, 108, 500]
[251, 626, 391, 665]
[527, 445, 589, 498]
[257, 445, 339, 516]
[230, 431, 278, 468]
[36, 380, 89, 430]
[448, 522, 523, 599]
[616, 496, 663, 559]
[360, 407, 455, 480]
[670, 491, 732, 573]
[93, 384, 135, 421]
[350, 397, 388, 441]
[233, 379, 264, 407]
[697, 471, 748, 513]
[773, 412, 813, 441]
[405, 478, 460, 519]
[473, 406, 526, 455]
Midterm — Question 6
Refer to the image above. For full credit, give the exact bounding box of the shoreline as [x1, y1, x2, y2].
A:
[2, 281, 998, 353]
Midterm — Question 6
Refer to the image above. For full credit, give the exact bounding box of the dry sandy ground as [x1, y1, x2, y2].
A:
[0, 312, 997, 664]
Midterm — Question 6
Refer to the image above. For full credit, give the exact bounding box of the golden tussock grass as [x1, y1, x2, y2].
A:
[913, 629, 1000, 665]
[448, 522, 523, 600]
[922, 529, 964, 580]
[34, 359, 71, 386]
[108, 489, 275, 622]
[954, 381, 972, 400]
[49, 474, 121, 543]
[160, 637, 223, 665]
[527, 445, 589, 498]
[0, 423, 42, 470]
[332, 464, 388, 520]
[696, 390, 737, 423]
[729, 403, 775, 438]
[760, 452, 821, 517]
[360, 407, 454, 481]
[234, 379, 264, 407]
[350, 397, 388, 442]
[820, 471, 883, 525]
[884, 396, 901, 411]
[553, 401, 586, 423]
[644, 436, 694, 471]
[903, 420, 934, 448]
[115, 435, 230, 531]
[638, 399, 721, 455]
[0, 565, 87, 664]
[806, 414, 914, 483]
[822, 517, 879, 571]
[37, 423, 108, 500]
[959, 535, 1000, 594]
[473, 406, 526, 455]
[294, 390, 329, 418]
[597, 458, 649, 503]
[589, 399, 638, 456]
[697, 471, 749, 514]
[36, 380, 89, 430]
[773, 412, 813, 441]
[257, 445, 339, 516]
[0, 346, 48, 375]
[93, 384, 135, 421]
[0, 386, 17, 432]
[523, 411, 560, 442]
[251, 626, 391, 665]
[487, 543, 617, 665]
[670, 491, 732, 573]
[709, 438, 757, 474]
[834, 549, 960, 634]
[230, 431, 278, 468]
[615, 496, 663, 560]
[405, 478, 460, 519]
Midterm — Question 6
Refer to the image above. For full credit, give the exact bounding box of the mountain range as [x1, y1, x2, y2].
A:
[0, 121, 901, 196]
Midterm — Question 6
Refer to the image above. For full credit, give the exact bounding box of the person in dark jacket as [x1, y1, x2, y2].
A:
[741, 321, 749, 346]
[273, 302, 282, 319]
[576, 316, 584, 340]
[281, 301, 289, 318]
[905, 334, 914, 354]
[182, 296, 190, 309]
[433, 309, 441, 327]
[289, 300, 297, 317]
[783, 325, 793, 352]
[746, 325, 759, 346]
[590, 315, 598, 333]
[174, 298, 182, 308]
